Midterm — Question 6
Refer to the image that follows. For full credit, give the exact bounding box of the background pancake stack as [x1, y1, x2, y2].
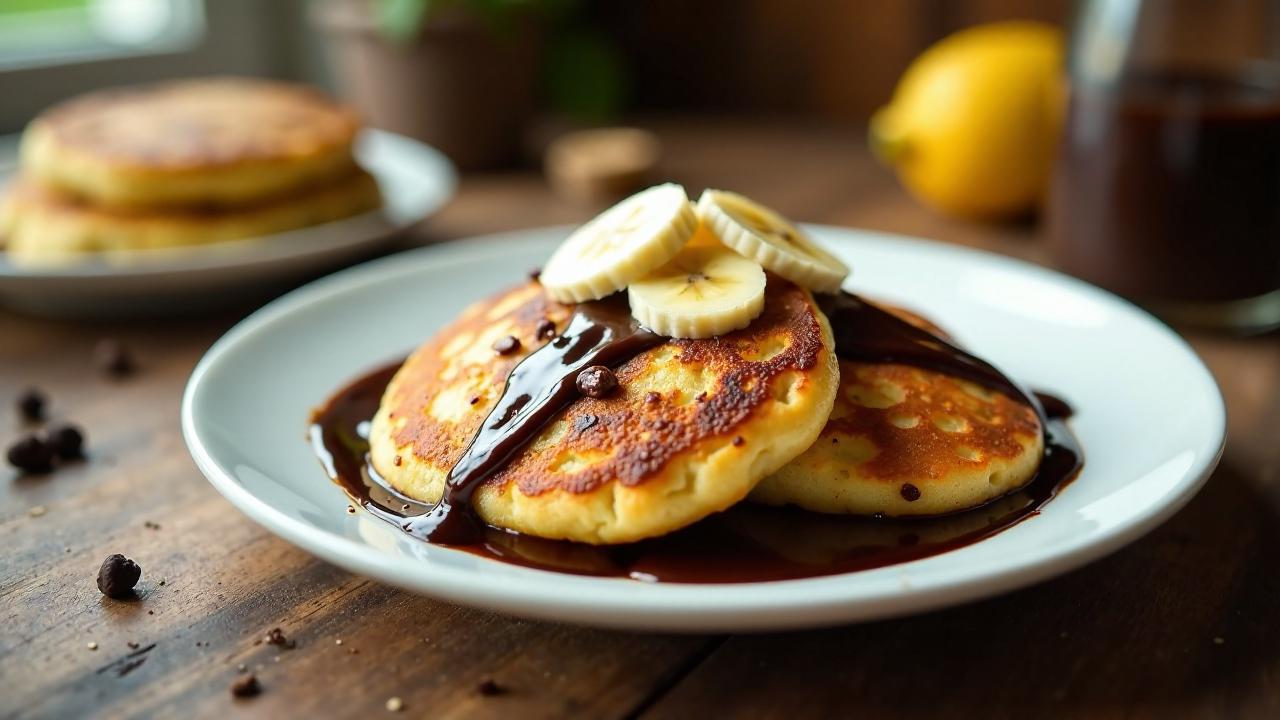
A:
[0, 77, 381, 267]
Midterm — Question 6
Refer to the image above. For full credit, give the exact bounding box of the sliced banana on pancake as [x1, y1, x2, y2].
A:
[628, 244, 766, 339]
[540, 183, 697, 303]
[696, 189, 849, 293]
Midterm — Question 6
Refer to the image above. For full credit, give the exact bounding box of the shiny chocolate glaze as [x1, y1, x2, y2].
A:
[309, 290, 1082, 583]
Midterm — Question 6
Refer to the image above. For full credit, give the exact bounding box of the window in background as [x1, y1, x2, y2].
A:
[0, 0, 204, 69]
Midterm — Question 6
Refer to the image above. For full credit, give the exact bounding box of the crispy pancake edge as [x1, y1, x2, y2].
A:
[369, 279, 839, 544]
[19, 78, 361, 210]
[751, 306, 1044, 517]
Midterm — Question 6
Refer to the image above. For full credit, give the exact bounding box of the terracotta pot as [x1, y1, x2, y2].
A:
[312, 0, 541, 170]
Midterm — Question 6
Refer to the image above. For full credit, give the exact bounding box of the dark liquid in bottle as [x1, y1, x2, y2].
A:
[1050, 71, 1280, 303]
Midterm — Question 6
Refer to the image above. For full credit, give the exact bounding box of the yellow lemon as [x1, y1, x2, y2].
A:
[871, 21, 1064, 220]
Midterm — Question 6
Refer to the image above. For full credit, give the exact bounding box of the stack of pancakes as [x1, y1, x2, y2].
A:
[0, 78, 381, 266]
[368, 279, 1043, 545]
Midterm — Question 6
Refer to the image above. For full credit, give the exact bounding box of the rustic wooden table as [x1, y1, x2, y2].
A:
[3, 119, 1278, 719]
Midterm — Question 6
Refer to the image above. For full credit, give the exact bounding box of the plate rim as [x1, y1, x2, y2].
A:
[181, 225, 1226, 631]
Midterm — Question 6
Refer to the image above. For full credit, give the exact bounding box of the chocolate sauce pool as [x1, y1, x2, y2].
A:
[309, 291, 1082, 583]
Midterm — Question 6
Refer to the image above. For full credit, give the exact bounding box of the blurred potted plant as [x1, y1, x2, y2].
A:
[313, 0, 562, 170]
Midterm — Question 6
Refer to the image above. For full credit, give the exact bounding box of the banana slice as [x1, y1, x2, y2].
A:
[540, 183, 697, 303]
[628, 244, 766, 339]
[696, 189, 849, 293]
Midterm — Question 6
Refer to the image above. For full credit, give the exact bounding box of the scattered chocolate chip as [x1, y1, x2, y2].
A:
[732, 436, 745, 447]
[264, 628, 296, 649]
[573, 414, 599, 433]
[96, 554, 141, 599]
[476, 678, 504, 696]
[900, 483, 921, 502]
[17, 388, 46, 423]
[127, 641, 139, 650]
[7, 435, 54, 474]
[230, 674, 261, 698]
[695, 391, 708, 402]
[535, 319, 557, 341]
[469, 396, 480, 405]
[575, 366, 617, 399]
[492, 335, 521, 355]
[401, 503, 410, 512]
[45, 424, 85, 459]
[644, 391, 661, 404]
[94, 339, 135, 378]
[346, 506, 356, 514]
[528, 267, 542, 282]
[144, 521, 161, 530]
[393, 455, 402, 467]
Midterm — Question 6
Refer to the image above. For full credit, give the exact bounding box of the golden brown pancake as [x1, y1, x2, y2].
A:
[750, 304, 1044, 517]
[368, 278, 839, 544]
[0, 170, 381, 266]
[20, 77, 361, 210]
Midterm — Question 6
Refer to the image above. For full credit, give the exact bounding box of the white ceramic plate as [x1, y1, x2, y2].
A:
[182, 226, 1224, 632]
[0, 129, 455, 316]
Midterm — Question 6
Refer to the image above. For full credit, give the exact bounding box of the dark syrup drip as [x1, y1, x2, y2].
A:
[404, 295, 662, 545]
[309, 291, 1083, 583]
[816, 293, 1048, 423]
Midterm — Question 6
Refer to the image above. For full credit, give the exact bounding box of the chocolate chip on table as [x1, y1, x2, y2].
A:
[492, 335, 521, 355]
[528, 267, 542, 282]
[575, 366, 618, 399]
[45, 424, 85, 460]
[264, 627, 296, 649]
[7, 435, 54, 474]
[230, 674, 261, 698]
[17, 388, 46, 423]
[93, 339, 135, 378]
[476, 678, 504, 696]
[900, 483, 922, 502]
[96, 554, 141, 599]
[535, 319, 557, 341]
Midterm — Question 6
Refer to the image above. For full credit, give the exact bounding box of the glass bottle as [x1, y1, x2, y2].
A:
[1049, 0, 1280, 332]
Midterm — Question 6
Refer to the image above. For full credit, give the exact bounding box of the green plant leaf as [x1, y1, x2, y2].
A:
[544, 27, 627, 123]
[376, 0, 434, 43]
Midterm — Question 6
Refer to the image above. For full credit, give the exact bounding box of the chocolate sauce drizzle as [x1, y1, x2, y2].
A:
[310, 289, 1083, 583]
[405, 295, 662, 544]
[816, 293, 1048, 422]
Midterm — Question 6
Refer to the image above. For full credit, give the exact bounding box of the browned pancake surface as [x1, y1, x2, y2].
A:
[36, 78, 359, 170]
[384, 279, 827, 498]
